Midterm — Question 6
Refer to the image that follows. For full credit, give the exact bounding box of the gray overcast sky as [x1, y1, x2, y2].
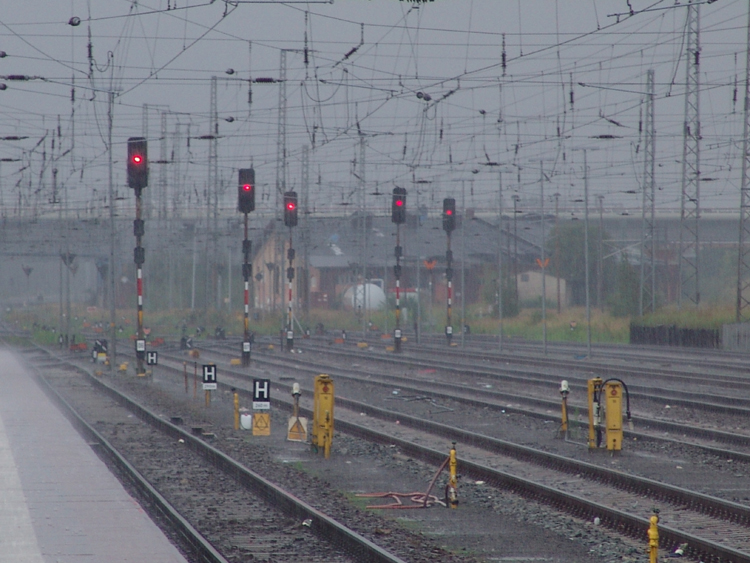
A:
[0, 0, 747, 219]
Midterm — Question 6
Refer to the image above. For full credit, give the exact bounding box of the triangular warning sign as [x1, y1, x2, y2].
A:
[287, 416, 308, 442]
[252, 413, 270, 436]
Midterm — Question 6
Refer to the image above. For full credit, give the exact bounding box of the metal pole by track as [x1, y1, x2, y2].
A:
[498, 171, 504, 353]
[108, 90, 117, 373]
[584, 150, 592, 359]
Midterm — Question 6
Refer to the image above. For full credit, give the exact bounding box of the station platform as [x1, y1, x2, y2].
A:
[0, 349, 188, 563]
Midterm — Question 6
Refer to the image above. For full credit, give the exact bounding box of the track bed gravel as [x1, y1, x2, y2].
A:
[31, 348, 658, 563]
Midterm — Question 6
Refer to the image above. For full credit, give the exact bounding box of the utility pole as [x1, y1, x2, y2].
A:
[142, 104, 150, 219]
[640, 69, 656, 316]
[108, 90, 117, 372]
[540, 162, 547, 355]
[159, 111, 167, 219]
[461, 181, 467, 348]
[498, 171, 504, 352]
[678, 4, 701, 307]
[277, 51, 288, 333]
[554, 192, 561, 314]
[207, 75, 219, 310]
[597, 194, 605, 313]
[512, 195, 520, 306]
[172, 122, 181, 218]
[584, 151, 592, 358]
[737, 4, 750, 322]
[301, 145, 310, 324]
[359, 134, 368, 340]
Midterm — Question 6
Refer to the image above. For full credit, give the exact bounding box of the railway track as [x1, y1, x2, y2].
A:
[138, 342, 750, 563]
[212, 341, 750, 463]
[296, 337, 750, 428]
[18, 343, 412, 563]
[414, 333, 750, 377]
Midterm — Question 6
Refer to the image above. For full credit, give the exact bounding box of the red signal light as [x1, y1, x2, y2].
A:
[446, 209, 453, 215]
[238, 168, 255, 213]
[127, 137, 148, 191]
[283, 190, 298, 226]
[395, 199, 403, 207]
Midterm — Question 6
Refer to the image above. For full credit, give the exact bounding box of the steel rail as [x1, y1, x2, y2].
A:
[153, 348, 750, 563]
[30, 349, 407, 563]
[167, 340, 750, 464]
[28, 364, 230, 563]
[295, 338, 750, 415]
[204, 342, 750, 457]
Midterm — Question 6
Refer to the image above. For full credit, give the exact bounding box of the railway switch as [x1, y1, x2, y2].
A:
[587, 377, 631, 452]
[312, 374, 334, 458]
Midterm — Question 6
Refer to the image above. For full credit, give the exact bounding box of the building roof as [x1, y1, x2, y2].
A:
[264, 211, 543, 269]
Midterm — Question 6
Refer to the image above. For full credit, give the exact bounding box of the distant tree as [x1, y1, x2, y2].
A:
[549, 221, 613, 307]
[479, 264, 519, 318]
[609, 254, 640, 317]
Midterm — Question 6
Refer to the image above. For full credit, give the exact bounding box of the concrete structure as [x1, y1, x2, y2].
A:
[516, 270, 568, 306]
[0, 349, 187, 563]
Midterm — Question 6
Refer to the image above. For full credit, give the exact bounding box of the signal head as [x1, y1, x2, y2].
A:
[283, 191, 298, 227]
[127, 137, 148, 192]
[391, 187, 407, 224]
[442, 197, 457, 232]
[238, 168, 255, 213]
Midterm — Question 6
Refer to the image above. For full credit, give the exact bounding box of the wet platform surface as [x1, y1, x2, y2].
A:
[0, 349, 188, 563]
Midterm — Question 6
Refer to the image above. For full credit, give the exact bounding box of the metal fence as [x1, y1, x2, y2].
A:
[722, 323, 750, 352]
[630, 324, 721, 349]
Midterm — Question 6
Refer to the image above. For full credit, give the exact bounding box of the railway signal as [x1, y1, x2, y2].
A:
[444, 199, 455, 345]
[128, 137, 148, 376]
[392, 187, 406, 224]
[238, 168, 255, 213]
[284, 191, 298, 227]
[391, 187, 407, 351]
[443, 197, 456, 232]
[238, 168, 255, 366]
[127, 137, 148, 193]
[282, 191, 298, 350]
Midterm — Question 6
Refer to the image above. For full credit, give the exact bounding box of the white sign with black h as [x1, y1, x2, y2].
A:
[252, 378, 270, 410]
[202, 365, 217, 390]
[146, 351, 158, 365]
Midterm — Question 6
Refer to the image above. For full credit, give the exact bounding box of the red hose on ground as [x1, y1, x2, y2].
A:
[355, 455, 451, 509]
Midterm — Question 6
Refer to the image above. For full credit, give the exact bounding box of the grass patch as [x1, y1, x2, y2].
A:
[4, 302, 735, 346]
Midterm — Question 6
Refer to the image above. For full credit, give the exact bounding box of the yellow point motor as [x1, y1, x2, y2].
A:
[312, 375, 334, 458]
[445, 442, 458, 509]
[647, 510, 659, 563]
[588, 377, 632, 452]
